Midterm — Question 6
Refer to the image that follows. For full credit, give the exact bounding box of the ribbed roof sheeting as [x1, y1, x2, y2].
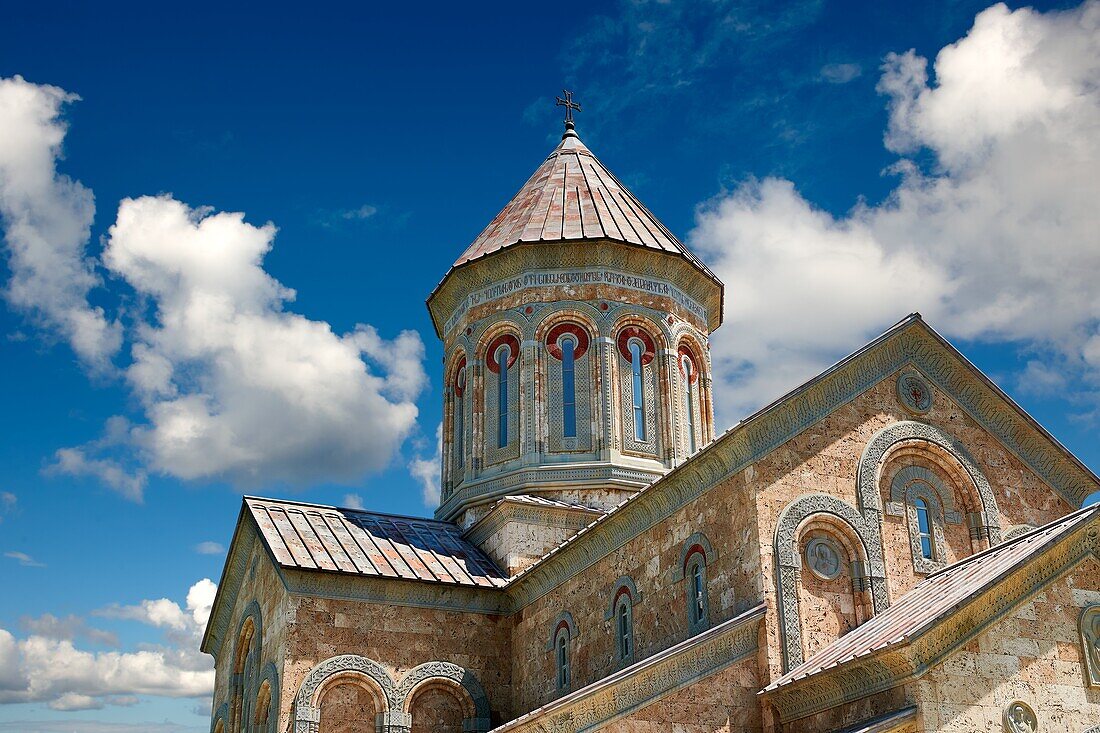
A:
[246, 497, 506, 588]
[766, 503, 1100, 691]
[452, 131, 717, 282]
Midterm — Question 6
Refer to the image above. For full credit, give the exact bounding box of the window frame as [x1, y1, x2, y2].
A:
[685, 551, 709, 635]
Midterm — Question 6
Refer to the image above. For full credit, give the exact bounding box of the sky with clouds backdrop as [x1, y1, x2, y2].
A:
[1, 0, 1098, 730]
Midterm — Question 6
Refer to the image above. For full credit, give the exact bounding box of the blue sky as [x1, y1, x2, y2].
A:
[1, 1, 1098, 730]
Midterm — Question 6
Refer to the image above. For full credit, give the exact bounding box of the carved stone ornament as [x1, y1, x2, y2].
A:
[1079, 604, 1100, 687]
[804, 537, 843, 580]
[1003, 700, 1037, 733]
[897, 370, 933, 414]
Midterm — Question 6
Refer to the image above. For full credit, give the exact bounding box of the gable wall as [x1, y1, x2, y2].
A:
[750, 369, 1075, 686]
[209, 525, 291, 732]
[508, 470, 764, 717]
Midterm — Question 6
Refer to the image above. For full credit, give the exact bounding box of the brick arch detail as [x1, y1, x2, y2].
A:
[211, 702, 229, 733]
[292, 654, 396, 733]
[774, 494, 889, 672]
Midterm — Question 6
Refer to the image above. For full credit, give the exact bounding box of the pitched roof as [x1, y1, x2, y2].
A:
[764, 503, 1100, 692]
[449, 126, 719, 283]
[245, 497, 507, 588]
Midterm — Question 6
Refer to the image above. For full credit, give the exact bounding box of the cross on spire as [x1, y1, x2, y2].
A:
[555, 89, 581, 130]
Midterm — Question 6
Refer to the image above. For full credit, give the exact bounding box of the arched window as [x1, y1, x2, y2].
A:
[687, 553, 708, 634]
[679, 352, 697, 454]
[561, 336, 576, 438]
[915, 497, 934, 560]
[616, 597, 633, 663]
[616, 327, 658, 454]
[496, 342, 511, 449]
[555, 627, 570, 691]
[453, 360, 466, 474]
[629, 340, 645, 442]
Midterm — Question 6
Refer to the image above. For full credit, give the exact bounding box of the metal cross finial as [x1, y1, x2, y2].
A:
[555, 89, 581, 126]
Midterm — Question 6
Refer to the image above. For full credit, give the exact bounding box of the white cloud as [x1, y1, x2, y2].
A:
[0, 492, 14, 524]
[185, 578, 216, 630]
[342, 493, 365, 510]
[1, 581, 216, 708]
[408, 422, 442, 506]
[192, 541, 224, 555]
[0, 75, 428, 494]
[340, 204, 377, 220]
[819, 62, 862, 84]
[96, 195, 424, 487]
[692, 1, 1100, 423]
[19, 614, 118, 647]
[0, 75, 120, 368]
[49, 447, 146, 502]
[4, 551, 45, 568]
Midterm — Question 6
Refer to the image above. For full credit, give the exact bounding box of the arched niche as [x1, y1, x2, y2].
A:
[396, 662, 490, 733]
[774, 494, 888, 671]
[292, 655, 396, 733]
[858, 421, 1001, 544]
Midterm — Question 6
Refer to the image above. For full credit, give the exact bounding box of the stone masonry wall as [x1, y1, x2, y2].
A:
[509, 470, 763, 716]
[279, 595, 513, 729]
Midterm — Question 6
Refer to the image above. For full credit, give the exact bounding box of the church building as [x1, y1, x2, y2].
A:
[201, 110, 1100, 733]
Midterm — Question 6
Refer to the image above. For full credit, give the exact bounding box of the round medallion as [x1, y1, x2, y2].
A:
[1003, 700, 1037, 733]
[897, 370, 933, 415]
[804, 537, 844, 581]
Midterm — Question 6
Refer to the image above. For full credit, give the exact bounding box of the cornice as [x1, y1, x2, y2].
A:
[427, 240, 724, 339]
[464, 501, 604, 548]
[279, 567, 510, 616]
[200, 508, 258, 658]
[490, 604, 765, 733]
[764, 519, 1100, 722]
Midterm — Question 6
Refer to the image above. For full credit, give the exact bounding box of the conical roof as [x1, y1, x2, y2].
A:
[450, 125, 719, 282]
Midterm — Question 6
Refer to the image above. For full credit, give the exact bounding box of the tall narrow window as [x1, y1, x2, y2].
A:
[915, 498, 934, 559]
[556, 630, 570, 691]
[681, 354, 696, 454]
[454, 367, 465, 473]
[617, 599, 633, 662]
[497, 344, 510, 449]
[561, 336, 576, 438]
[691, 561, 705, 623]
[629, 340, 645, 442]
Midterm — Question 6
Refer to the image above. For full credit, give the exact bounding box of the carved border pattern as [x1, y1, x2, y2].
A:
[774, 494, 888, 670]
[886, 465, 962, 524]
[293, 654, 397, 733]
[858, 420, 1002, 544]
[395, 661, 491, 721]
